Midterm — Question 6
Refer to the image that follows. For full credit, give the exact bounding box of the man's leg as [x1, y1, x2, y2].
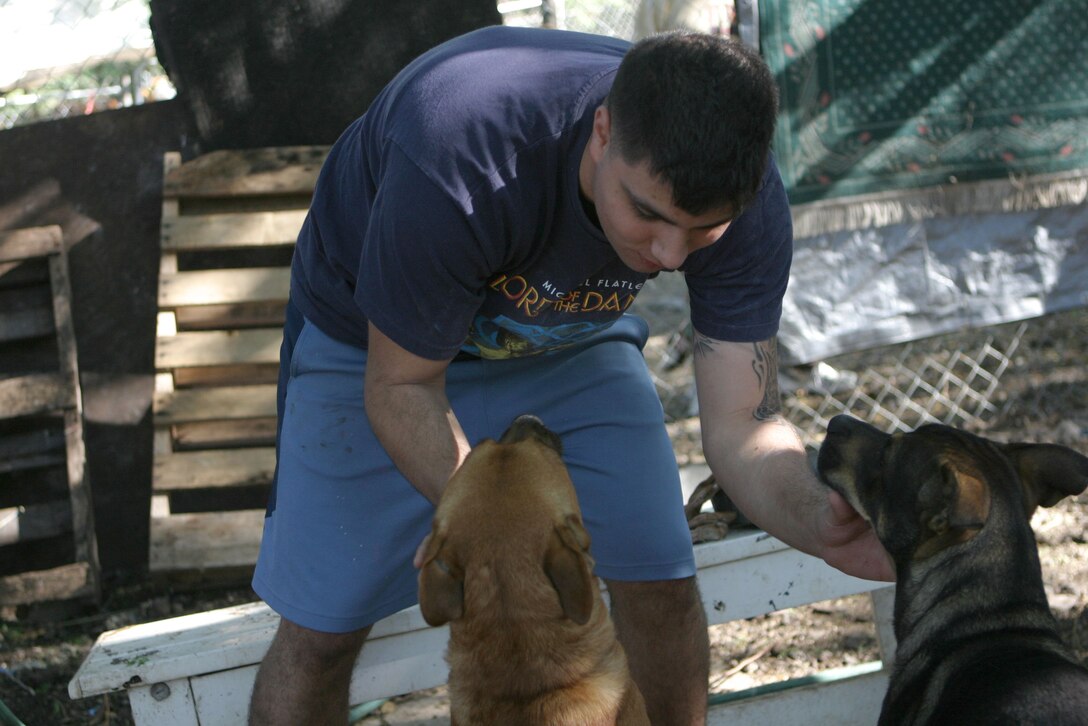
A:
[252, 313, 439, 723]
[248, 619, 370, 726]
[606, 577, 709, 726]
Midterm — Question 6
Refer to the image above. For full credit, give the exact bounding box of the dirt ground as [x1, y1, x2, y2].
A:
[1, 306, 1085, 725]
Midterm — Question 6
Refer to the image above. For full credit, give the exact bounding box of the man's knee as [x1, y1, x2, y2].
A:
[249, 619, 371, 725]
[607, 576, 701, 608]
[269, 618, 371, 669]
[606, 576, 706, 626]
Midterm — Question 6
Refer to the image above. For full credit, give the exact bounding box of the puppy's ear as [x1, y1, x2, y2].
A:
[417, 528, 464, 626]
[916, 466, 990, 559]
[544, 515, 594, 625]
[1001, 443, 1088, 517]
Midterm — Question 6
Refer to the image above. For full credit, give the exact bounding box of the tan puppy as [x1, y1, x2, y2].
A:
[418, 415, 650, 726]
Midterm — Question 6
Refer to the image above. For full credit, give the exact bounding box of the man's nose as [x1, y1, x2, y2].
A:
[650, 229, 688, 269]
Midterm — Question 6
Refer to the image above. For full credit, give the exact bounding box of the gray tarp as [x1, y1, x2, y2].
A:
[778, 172, 1088, 366]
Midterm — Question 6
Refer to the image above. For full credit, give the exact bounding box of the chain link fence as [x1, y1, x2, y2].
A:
[782, 322, 1026, 447]
[0, 0, 173, 130]
[644, 304, 1087, 455]
[789, 306, 1087, 446]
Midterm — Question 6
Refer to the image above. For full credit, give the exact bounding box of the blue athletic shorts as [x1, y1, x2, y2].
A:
[252, 301, 695, 633]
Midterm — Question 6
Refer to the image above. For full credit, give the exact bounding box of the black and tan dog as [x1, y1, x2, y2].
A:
[817, 414, 1088, 725]
[417, 415, 650, 726]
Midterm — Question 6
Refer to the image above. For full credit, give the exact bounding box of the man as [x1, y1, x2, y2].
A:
[248, 26, 893, 726]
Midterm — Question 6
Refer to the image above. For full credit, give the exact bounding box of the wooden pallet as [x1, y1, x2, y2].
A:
[0, 182, 101, 606]
[150, 146, 328, 583]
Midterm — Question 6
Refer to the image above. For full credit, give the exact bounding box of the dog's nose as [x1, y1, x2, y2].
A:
[499, 415, 563, 454]
[502, 415, 546, 441]
[826, 414, 853, 438]
[824, 415, 889, 451]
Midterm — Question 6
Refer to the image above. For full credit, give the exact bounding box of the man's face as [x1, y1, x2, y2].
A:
[580, 107, 733, 273]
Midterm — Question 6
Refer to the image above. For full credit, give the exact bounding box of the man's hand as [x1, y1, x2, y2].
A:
[817, 489, 895, 582]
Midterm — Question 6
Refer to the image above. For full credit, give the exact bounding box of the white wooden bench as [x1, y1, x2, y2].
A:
[69, 530, 895, 725]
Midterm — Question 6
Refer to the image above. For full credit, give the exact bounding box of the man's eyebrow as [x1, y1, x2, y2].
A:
[624, 183, 733, 230]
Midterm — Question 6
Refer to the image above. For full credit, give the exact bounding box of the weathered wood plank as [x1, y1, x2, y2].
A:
[0, 373, 74, 419]
[140, 149, 313, 589]
[0, 179, 61, 231]
[160, 210, 306, 251]
[0, 225, 62, 263]
[0, 562, 95, 606]
[154, 384, 277, 424]
[35, 202, 102, 249]
[174, 302, 287, 331]
[163, 146, 328, 198]
[158, 267, 290, 308]
[68, 600, 281, 700]
[48, 246, 82, 402]
[156, 329, 283, 370]
[148, 509, 265, 572]
[46, 241, 99, 587]
[153, 448, 276, 491]
[62, 405, 97, 574]
[172, 364, 279, 388]
[171, 419, 277, 450]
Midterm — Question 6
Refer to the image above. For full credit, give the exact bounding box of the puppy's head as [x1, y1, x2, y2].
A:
[418, 415, 596, 627]
[816, 415, 1088, 565]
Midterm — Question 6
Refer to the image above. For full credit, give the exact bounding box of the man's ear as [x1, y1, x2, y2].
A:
[417, 527, 463, 626]
[588, 105, 611, 163]
[543, 515, 594, 625]
[1001, 442, 1088, 517]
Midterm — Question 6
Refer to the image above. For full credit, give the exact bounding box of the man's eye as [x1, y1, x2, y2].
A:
[633, 205, 658, 220]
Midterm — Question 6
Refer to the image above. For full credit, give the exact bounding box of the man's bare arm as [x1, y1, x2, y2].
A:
[364, 322, 471, 505]
[692, 330, 893, 581]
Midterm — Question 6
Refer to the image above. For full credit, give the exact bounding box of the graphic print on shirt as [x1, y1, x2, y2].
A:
[465, 271, 647, 359]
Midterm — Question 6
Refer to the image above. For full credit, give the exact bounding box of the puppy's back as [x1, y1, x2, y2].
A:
[921, 647, 1088, 726]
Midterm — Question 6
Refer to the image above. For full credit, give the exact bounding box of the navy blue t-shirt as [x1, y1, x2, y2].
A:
[291, 25, 793, 360]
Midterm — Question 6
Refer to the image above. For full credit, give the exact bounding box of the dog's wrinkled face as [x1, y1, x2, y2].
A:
[418, 415, 596, 627]
[816, 415, 1088, 565]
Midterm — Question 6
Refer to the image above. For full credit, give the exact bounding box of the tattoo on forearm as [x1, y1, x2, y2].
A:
[752, 339, 782, 421]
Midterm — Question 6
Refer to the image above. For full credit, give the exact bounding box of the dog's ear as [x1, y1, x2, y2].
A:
[544, 515, 594, 626]
[916, 465, 991, 559]
[1000, 443, 1088, 517]
[417, 528, 464, 626]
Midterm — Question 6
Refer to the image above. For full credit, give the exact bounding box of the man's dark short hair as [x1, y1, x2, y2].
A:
[607, 32, 779, 216]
